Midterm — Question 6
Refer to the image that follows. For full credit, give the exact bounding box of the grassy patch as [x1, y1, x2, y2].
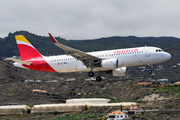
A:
[3, 88, 11, 92]
[82, 107, 99, 114]
[155, 86, 180, 97]
[47, 113, 104, 120]
[3, 87, 21, 94]
[5, 114, 24, 120]
[72, 111, 81, 115]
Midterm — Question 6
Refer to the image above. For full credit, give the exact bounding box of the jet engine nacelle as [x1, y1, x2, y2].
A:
[107, 67, 127, 76]
[101, 58, 124, 69]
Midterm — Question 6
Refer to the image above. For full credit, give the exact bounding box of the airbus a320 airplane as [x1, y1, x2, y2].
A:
[8, 33, 171, 82]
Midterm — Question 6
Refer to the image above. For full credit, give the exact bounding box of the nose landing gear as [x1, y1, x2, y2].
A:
[146, 64, 152, 74]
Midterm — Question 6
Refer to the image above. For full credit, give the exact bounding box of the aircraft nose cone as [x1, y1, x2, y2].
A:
[166, 53, 171, 60]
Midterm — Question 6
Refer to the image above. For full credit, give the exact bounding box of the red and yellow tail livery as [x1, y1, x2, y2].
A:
[9, 35, 57, 72]
[15, 35, 42, 60]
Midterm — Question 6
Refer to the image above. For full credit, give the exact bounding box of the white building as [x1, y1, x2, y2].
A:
[25, 80, 34, 82]
[107, 111, 128, 120]
[157, 79, 168, 82]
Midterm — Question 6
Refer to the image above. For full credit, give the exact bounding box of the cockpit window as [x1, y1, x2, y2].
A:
[156, 49, 164, 52]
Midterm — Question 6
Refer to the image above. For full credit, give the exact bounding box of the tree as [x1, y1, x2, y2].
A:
[120, 104, 123, 111]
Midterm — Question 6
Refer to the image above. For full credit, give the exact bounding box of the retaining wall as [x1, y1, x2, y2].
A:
[31, 104, 85, 113]
[66, 98, 110, 104]
[0, 105, 30, 115]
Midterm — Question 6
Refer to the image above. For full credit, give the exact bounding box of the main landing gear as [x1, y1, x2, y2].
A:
[148, 69, 152, 74]
[88, 71, 102, 82]
[96, 76, 102, 82]
[88, 71, 94, 77]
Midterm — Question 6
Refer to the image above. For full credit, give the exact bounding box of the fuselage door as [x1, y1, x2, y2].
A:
[41, 60, 46, 67]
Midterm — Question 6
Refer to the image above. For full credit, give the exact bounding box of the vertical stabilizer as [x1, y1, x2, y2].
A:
[15, 35, 42, 60]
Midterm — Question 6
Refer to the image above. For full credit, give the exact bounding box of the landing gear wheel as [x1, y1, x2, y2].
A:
[148, 70, 152, 74]
[88, 71, 94, 77]
[96, 76, 102, 82]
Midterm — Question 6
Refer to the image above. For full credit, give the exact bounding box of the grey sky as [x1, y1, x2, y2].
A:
[1, 0, 180, 39]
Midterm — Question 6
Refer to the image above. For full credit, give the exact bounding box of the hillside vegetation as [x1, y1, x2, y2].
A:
[1, 31, 180, 57]
[0, 31, 180, 81]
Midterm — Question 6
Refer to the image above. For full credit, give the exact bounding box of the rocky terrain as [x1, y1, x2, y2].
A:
[0, 79, 180, 120]
[0, 59, 180, 119]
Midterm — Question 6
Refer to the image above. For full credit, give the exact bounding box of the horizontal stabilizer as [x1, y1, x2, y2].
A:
[7, 58, 33, 65]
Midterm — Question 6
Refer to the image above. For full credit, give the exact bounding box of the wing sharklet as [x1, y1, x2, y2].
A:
[49, 33, 58, 43]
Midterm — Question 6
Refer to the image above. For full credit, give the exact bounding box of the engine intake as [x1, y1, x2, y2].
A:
[100, 58, 124, 69]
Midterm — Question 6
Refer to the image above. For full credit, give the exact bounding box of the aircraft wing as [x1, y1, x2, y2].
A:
[49, 33, 102, 67]
[7, 58, 32, 65]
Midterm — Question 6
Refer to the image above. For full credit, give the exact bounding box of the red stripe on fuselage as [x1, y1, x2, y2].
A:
[18, 44, 57, 72]
[23, 59, 57, 73]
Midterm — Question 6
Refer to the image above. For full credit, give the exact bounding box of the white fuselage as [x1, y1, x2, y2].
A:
[41, 46, 171, 73]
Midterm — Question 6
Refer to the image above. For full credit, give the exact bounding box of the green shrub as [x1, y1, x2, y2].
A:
[27, 105, 34, 108]
[72, 111, 81, 115]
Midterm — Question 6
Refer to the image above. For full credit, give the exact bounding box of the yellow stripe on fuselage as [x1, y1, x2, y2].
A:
[15, 35, 32, 45]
